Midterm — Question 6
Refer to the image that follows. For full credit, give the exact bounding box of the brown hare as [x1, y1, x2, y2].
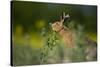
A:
[51, 13, 75, 48]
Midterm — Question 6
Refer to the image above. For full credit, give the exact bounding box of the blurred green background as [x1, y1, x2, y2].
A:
[11, 1, 97, 66]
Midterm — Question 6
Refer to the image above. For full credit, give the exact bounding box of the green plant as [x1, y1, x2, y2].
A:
[40, 28, 59, 64]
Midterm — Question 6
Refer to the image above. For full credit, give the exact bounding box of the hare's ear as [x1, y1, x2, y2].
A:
[60, 12, 66, 24]
[60, 18, 64, 25]
[65, 14, 70, 18]
[60, 12, 70, 25]
[61, 13, 70, 23]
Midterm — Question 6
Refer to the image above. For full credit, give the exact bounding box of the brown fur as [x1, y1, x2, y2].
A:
[51, 21, 75, 47]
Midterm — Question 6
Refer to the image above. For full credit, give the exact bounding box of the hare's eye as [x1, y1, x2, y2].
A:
[56, 22, 59, 25]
